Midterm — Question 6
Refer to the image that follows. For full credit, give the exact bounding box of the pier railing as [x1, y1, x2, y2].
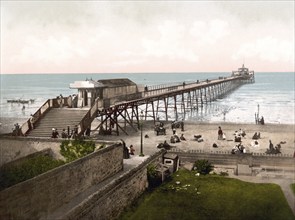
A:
[143, 77, 232, 97]
[20, 96, 74, 136]
[77, 98, 103, 136]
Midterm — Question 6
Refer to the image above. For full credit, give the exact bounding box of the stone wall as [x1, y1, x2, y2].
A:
[0, 148, 53, 170]
[0, 142, 123, 220]
[62, 150, 165, 220]
[169, 149, 295, 168]
[0, 137, 62, 167]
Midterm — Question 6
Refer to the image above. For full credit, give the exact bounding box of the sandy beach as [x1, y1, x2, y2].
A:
[0, 117, 27, 135]
[93, 120, 295, 156]
[1, 116, 294, 157]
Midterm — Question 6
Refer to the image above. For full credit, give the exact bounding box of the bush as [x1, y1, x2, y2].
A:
[0, 155, 64, 190]
[194, 159, 214, 175]
[60, 140, 96, 162]
[220, 171, 229, 176]
[147, 164, 162, 189]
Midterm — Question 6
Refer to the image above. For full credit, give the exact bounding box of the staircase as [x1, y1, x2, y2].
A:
[27, 108, 89, 138]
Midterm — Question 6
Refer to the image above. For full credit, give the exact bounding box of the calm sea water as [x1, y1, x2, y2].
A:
[0, 72, 294, 124]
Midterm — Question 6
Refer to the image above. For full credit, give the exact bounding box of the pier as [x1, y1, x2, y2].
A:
[18, 68, 254, 137]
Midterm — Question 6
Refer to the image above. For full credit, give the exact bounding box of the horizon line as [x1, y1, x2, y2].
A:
[1, 71, 294, 75]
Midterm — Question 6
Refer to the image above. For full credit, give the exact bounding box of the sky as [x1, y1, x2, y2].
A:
[0, 0, 294, 74]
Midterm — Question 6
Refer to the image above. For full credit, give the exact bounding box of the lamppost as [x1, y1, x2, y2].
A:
[139, 111, 144, 157]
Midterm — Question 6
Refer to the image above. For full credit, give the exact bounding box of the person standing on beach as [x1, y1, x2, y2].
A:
[59, 94, 63, 108]
[218, 126, 223, 140]
[181, 120, 184, 131]
[269, 140, 274, 151]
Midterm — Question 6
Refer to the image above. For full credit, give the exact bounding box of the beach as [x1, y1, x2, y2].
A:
[1, 116, 294, 157]
[0, 117, 27, 135]
[93, 120, 295, 156]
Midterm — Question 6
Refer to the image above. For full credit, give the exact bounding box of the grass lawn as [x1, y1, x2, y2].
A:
[120, 169, 295, 220]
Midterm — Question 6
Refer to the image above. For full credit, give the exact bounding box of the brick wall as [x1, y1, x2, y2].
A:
[0, 142, 123, 220]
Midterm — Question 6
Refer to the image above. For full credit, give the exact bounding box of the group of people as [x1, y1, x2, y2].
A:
[171, 120, 184, 131]
[234, 129, 246, 142]
[122, 139, 136, 159]
[217, 126, 247, 154]
[57, 94, 64, 108]
[169, 121, 186, 143]
[231, 143, 246, 154]
[12, 123, 21, 136]
[51, 125, 82, 139]
[218, 126, 247, 141]
[170, 130, 186, 143]
[265, 140, 281, 154]
[154, 122, 166, 136]
[252, 132, 261, 140]
[157, 140, 173, 150]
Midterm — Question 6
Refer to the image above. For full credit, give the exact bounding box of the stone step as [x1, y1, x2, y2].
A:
[27, 108, 89, 137]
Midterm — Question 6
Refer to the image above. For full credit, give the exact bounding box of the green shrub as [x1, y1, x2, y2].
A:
[147, 164, 162, 189]
[60, 140, 96, 162]
[0, 155, 64, 190]
[194, 159, 214, 175]
[220, 171, 229, 176]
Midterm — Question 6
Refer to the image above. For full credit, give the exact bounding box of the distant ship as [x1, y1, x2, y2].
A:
[232, 64, 254, 77]
[7, 99, 35, 104]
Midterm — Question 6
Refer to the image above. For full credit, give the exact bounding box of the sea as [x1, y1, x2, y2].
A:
[0, 72, 294, 125]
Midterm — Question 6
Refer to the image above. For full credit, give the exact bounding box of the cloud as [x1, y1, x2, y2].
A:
[142, 20, 199, 62]
[13, 36, 87, 65]
[1, 1, 294, 73]
[190, 19, 229, 44]
[232, 37, 294, 62]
